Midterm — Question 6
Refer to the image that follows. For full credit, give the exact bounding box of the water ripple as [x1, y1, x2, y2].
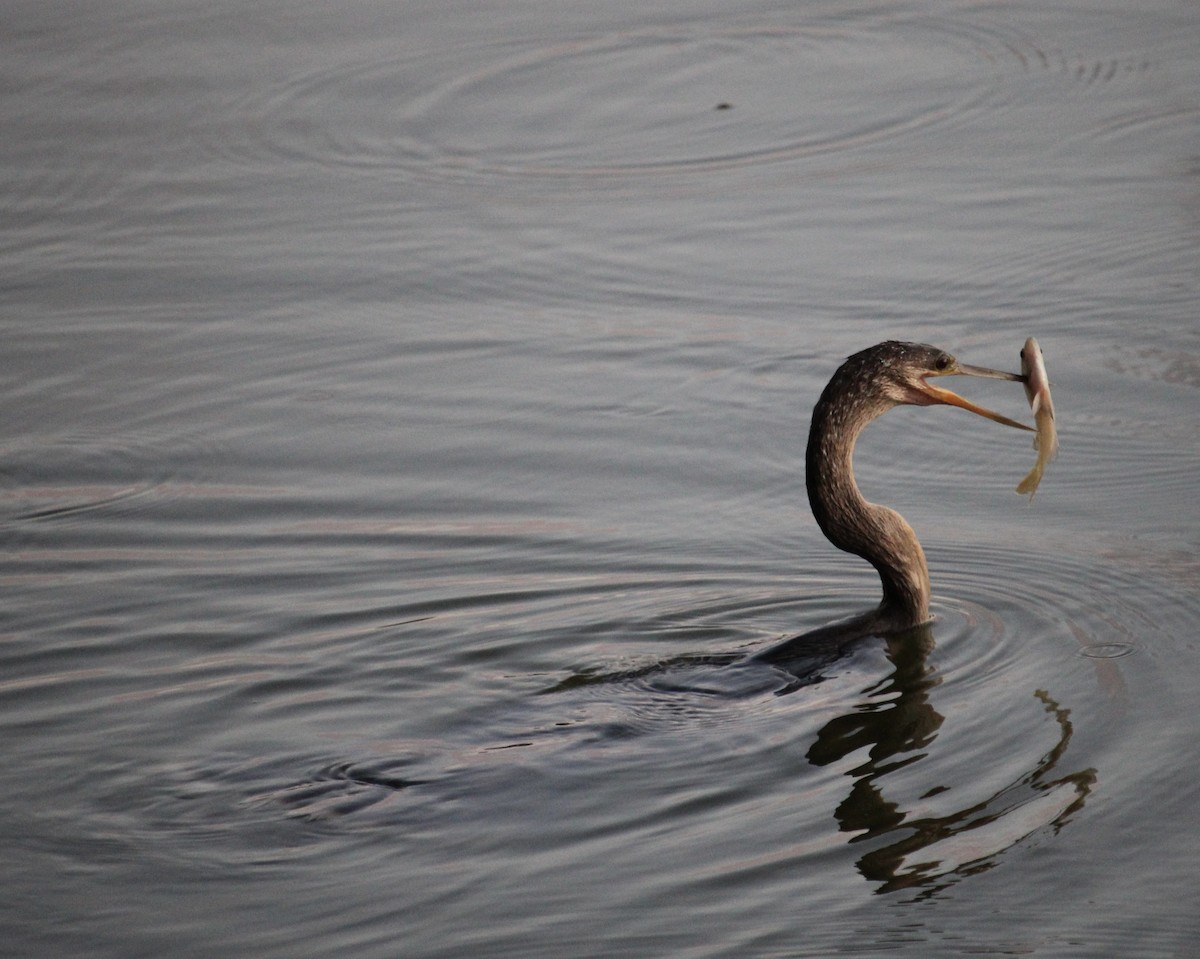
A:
[0, 433, 172, 525]
[204, 13, 1124, 183]
[0, 430, 234, 527]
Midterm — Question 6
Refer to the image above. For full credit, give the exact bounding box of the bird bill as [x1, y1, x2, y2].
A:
[1016, 337, 1057, 497]
[917, 378, 1035, 433]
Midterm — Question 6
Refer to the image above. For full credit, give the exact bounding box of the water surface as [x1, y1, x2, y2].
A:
[3, 0, 1199, 956]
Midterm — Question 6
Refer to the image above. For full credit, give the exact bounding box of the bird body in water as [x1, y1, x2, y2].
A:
[758, 341, 1031, 665]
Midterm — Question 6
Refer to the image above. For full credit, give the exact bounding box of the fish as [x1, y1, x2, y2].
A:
[1016, 337, 1057, 497]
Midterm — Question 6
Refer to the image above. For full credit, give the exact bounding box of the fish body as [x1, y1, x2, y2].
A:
[1016, 337, 1057, 497]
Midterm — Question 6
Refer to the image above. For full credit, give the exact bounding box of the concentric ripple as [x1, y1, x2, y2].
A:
[207, 14, 1129, 182]
[931, 534, 1199, 682]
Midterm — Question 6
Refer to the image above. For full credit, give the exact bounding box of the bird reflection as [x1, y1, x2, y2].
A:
[806, 627, 942, 774]
[805, 626, 1096, 896]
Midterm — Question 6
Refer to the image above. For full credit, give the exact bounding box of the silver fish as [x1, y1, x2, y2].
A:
[1016, 337, 1057, 497]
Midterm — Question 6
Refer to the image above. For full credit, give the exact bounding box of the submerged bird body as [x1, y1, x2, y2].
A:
[758, 341, 1029, 663]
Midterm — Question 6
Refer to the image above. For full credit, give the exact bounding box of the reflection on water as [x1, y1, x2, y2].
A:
[808, 629, 1095, 896]
[3, 0, 1200, 956]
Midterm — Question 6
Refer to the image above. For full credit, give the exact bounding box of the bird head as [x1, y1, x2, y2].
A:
[868, 341, 1034, 432]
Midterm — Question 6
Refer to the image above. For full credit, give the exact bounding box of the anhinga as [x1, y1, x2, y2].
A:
[757, 341, 1031, 665]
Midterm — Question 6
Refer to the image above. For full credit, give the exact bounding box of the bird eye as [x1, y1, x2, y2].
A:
[934, 354, 952, 371]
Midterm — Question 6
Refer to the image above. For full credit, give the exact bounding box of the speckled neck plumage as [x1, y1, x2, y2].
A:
[805, 345, 932, 630]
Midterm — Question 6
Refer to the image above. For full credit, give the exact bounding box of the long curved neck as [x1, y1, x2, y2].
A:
[805, 374, 931, 630]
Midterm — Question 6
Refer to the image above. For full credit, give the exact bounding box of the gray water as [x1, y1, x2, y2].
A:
[3, 0, 1199, 956]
